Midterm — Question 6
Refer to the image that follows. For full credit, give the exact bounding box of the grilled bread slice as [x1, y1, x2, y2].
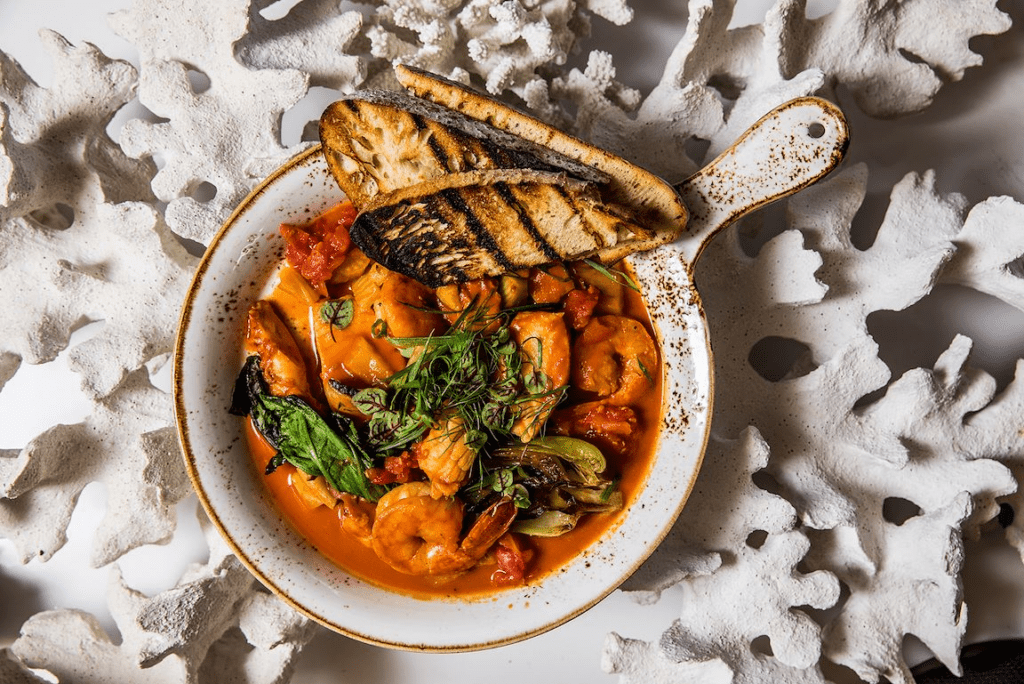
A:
[352, 168, 646, 287]
[320, 90, 608, 210]
[319, 67, 688, 285]
[393, 65, 687, 242]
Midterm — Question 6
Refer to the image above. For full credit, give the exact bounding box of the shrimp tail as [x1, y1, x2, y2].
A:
[461, 496, 517, 558]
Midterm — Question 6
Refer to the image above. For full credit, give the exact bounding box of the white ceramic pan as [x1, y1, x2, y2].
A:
[174, 73, 848, 651]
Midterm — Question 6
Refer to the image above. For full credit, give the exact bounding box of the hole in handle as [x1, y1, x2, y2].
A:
[807, 122, 826, 139]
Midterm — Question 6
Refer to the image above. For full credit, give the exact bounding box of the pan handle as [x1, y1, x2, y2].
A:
[673, 97, 849, 267]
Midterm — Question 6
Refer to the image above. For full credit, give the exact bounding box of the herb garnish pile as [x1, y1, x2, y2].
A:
[351, 302, 560, 456]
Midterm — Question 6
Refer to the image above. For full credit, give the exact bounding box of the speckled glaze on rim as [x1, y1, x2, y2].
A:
[172, 144, 713, 652]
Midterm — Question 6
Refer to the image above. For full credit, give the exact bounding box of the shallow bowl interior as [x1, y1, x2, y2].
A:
[174, 144, 713, 651]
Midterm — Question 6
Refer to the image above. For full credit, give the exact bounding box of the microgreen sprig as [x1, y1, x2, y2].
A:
[583, 258, 640, 292]
[351, 300, 559, 457]
[320, 296, 354, 340]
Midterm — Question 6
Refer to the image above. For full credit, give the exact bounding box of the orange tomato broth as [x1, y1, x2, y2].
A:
[242, 208, 664, 599]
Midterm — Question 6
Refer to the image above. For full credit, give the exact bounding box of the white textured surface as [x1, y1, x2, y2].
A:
[1, 0, 1023, 682]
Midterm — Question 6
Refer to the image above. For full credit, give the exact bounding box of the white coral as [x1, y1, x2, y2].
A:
[940, 196, 1024, 311]
[1, 1, 1023, 683]
[459, 0, 572, 94]
[773, 0, 1013, 118]
[570, 0, 1010, 179]
[364, 0, 592, 103]
[612, 164, 1021, 682]
[0, 30, 153, 218]
[10, 519, 314, 684]
[109, 0, 313, 245]
[622, 428, 801, 599]
[610, 429, 840, 682]
[236, 0, 367, 91]
[0, 367, 189, 566]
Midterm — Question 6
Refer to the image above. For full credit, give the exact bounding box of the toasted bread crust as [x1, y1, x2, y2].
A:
[393, 65, 687, 237]
[319, 67, 687, 285]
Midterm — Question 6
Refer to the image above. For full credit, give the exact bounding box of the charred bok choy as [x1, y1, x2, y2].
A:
[467, 436, 623, 537]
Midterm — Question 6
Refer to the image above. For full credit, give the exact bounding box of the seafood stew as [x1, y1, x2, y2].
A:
[177, 71, 844, 643]
[231, 200, 663, 596]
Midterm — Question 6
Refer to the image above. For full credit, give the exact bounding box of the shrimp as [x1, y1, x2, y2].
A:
[572, 315, 657, 406]
[246, 301, 345, 510]
[244, 300, 313, 400]
[338, 493, 375, 546]
[510, 310, 570, 441]
[370, 482, 517, 576]
[412, 413, 477, 498]
[288, 469, 339, 509]
[372, 264, 446, 339]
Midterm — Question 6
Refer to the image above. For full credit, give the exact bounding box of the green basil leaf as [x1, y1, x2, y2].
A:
[236, 355, 387, 502]
[260, 394, 386, 501]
